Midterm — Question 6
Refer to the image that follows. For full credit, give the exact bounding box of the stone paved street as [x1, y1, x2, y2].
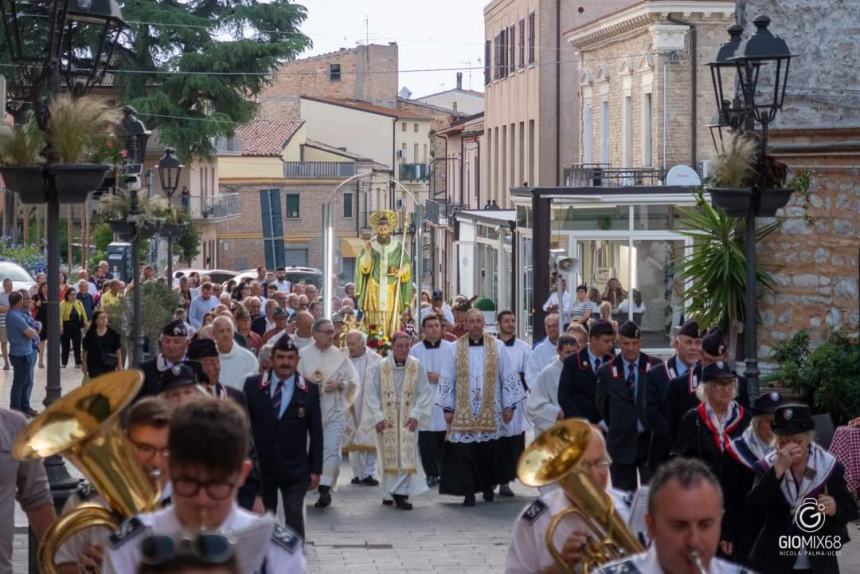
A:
[3, 367, 860, 573]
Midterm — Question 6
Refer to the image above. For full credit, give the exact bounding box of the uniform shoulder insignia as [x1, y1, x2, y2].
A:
[596, 559, 642, 574]
[108, 516, 146, 549]
[270, 523, 301, 554]
[77, 482, 97, 501]
[522, 499, 547, 523]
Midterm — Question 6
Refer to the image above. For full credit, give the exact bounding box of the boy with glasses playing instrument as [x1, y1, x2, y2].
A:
[103, 398, 306, 574]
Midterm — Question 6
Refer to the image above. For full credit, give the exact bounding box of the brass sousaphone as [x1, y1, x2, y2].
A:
[517, 419, 645, 573]
[13, 371, 161, 574]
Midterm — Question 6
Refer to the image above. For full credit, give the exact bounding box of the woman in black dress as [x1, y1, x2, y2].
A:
[671, 361, 750, 561]
[82, 309, 123, 378]
[748, 403, 858, 574]
[33, 282, 49, 368]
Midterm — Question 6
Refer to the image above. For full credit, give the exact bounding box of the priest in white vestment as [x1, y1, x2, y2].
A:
[365, 332, 433, 509]
[496, 310, 532, 498]
[409, 313, 455, 487]
[299, 318, 360, 508]
[526, 335, 580, 435]
[344, 330, 382, 485]
[437, 309, 527, 507]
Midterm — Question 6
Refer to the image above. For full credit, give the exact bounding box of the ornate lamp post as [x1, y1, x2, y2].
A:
[157, 147, 183, 284]
[706, 16, 794, 398]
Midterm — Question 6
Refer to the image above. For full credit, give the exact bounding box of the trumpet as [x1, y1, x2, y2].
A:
[517, 419, 645, 573]
[13, 371, 161, 574]
[689, 551, 708, 574]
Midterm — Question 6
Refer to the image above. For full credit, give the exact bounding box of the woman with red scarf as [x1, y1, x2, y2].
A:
[671, 361, 750, 561]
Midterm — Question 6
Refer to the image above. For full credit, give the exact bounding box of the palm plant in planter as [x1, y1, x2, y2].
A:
[47, 95, 121, 203]
[0, 112, 47, 203]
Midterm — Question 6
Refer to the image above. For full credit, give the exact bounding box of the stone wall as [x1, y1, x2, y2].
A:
[258, 43, 399, 121]
[757, 129, 860, 356]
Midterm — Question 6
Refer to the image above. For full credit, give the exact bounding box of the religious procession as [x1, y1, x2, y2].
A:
[1, 0, 859, 572]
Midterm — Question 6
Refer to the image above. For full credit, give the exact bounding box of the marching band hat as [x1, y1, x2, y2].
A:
[272, 335, 299, 354]
[187, 338, 218, 360]
[751, 391, 784, 416]
[772, 403, 815, 435]
[701, 328, 726, 357]
[618, 321, 641, 339]
[161, 320, 188, 338]
[678, 320, 704, 339]
[272, 307, 288, 320]
[159, 364, 197, 391]
[184, 360, 209, 384]
[702, 361, 736, 383]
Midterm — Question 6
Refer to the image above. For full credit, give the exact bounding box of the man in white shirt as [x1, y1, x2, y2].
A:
[525, 313, 560, 388]
[103, 399, 306, 574]
[274, 267, 292, 293]
[212, 316, 258, 390]
[409, 313, 454, 487]
[542, 277, 572, 325]
[526, 335, 579, 435]
[430, 289, 455, 325]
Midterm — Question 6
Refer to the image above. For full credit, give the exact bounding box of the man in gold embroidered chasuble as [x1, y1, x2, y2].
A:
[364, 332, 433, 510]
[436, 309, 527, 507]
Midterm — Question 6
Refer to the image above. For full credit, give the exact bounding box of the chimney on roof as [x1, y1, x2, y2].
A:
[456, 72, 463, 91]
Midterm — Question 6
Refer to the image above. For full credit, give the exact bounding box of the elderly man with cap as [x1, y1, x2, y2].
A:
[244, 336, 322, 539]
[158, 364, 205, 406]
[137, 320, 190, 399]
[748, 403, 858, 574]
[429, 289, 454, 325]
[644, 319, 702, 471]
[263, 307, 290, 344]
[235, 306, 263, 355]
[671, 361, 750, 559]
[186, 338, 246, 408]
[596, 321, 662, 491]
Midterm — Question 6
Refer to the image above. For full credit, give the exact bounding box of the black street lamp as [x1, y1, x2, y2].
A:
[117, 107, 150, 367]
[157, 147, 183, 284]
[0, 0, 128, 527]
[706, 16, 794, 399]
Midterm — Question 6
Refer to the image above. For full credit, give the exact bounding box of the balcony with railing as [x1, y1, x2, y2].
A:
[563, 164, 665, 188]
[399, 163, 429, 182]
[425, 198, 466, 227]
[283, 161, 356, 179]
[185, 193, 241, 222]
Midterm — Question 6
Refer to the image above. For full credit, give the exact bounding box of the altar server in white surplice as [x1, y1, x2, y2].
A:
[364, 332, 433, 510]
[526, 335, 581, 436]
[495, 310, 531, 498]
[344, 330, 382, 486]
[299, 318, 359, 509]
[437, 309, 527, 507]
[409, 313, 454, 488]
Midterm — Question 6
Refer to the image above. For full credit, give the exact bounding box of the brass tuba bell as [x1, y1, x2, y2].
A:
[517, 418, 645, 573]
[13, 370, 161, 574]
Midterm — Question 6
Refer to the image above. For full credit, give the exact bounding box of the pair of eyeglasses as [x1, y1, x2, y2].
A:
[129, 439, 170, 460]
[173, 477, 237, 500]
[140, 533, 234, 565]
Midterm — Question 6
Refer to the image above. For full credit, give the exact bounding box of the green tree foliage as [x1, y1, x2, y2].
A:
[770, 331, 860, 425]
[114, 0, 312, 159]
[676, 191, 779, 332]
[175, 223, 201, 265]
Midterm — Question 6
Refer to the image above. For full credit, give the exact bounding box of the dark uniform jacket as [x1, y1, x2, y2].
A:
[596, 353, 661, 465]
[243, 372, 323, 484]
[558, 347, 614, 424]
[643, 356, 688, 472]
[136, 356, 172, 400]
[251, 315, 268, 337]
[748, 459, 857, 574]
[671, 402, 750, 549]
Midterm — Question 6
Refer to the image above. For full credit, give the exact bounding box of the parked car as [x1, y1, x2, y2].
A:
[172, 268, 238, 288]
[233, 267, 323, 289]
[0, 261, 37, 293]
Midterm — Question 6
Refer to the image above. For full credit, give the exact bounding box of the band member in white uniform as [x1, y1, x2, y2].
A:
[103, 398, 306, 574]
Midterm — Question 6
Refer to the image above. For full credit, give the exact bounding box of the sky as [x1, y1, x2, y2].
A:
[295, 0, 487, 98]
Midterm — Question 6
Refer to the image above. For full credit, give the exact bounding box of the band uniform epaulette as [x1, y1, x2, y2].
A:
[523, 499, 547, 523]
[108, 516, 146, 549]
[271, 523, 301, 554]
[597, 559, 642, 574]
[76, 482, 97, 501]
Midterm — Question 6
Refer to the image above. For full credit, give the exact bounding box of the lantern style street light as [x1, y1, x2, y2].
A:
[157, 147, 183, 284]
[706, 16, 794, 399]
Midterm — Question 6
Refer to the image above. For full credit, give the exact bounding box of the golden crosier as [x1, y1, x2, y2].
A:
[13, 371, 161, 574]
[517, 419, 645, 574]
